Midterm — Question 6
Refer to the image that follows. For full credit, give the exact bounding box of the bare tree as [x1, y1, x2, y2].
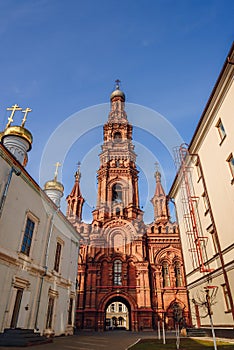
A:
[192, 286, 218, 350]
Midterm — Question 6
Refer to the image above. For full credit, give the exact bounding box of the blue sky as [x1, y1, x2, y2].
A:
[0, 0, 233, 222]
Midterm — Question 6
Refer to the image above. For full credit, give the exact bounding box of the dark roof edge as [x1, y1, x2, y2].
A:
[188, 41, 234, 152]
[169, 41, 234, 198]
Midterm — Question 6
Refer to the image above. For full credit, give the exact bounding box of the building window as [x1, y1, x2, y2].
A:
[202, 192, 209, 214]
[119, 303, 122, 312]
[54, 242, 62, 272]
[111, 303, 115, 312]
[216, 119, 226, 142]
[68, 298, 73, 325]
[227, 153, 234, 180]
[118, 317, 124, 326]
[158, 226, 162, 234]
[195, 161, 202, 182]
[113, 260, 122, 285]
[46, 297, 55, 329]
[207, 225, 219, 254]
[21, 218, 35, 256]
[113, 132, 122, 141]
[221, 284, 232, 312]
[112, 184, 122, 203]
[174, 261, 183, 287]
[162, 261, 170, 287]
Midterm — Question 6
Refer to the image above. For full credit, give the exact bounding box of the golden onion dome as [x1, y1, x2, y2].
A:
[2, 126, 33, 150]
[110, 88, 125, 101]
[44, 179, 64, 193]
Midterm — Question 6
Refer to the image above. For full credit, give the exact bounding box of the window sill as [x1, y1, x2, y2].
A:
[18, 252, 32, 262]
[219, 135, 226, 146]
[224, 310, 232, 314]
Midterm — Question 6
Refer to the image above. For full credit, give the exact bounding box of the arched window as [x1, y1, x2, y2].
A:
[165, 226, 169, 233]
[112, 316, 117, 327]
[116, 207, 120, 217]
[114, 132, 122, 141]
[158, 226, 162, 234]
[113, 260, 122, 285]
[174, 261, 182, 287]
[118, 317, 124, 325]
[112, 184, 122, 203]
[162, 261, 170, 287]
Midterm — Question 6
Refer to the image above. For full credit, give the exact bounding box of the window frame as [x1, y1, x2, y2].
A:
[67, 297, 74, 325]
[113, 260, 122, 286]
[20, 212, 39, 257]
[162, 261, 170, 287]
[215, 119, 226, 144]
[54, 241, 62, 273]
[46, 296, 55, 329]
[112, 183, 123, 203]
[174, 261, 183, 287]
[202, 192, 209, 215]
[226, 153, 234, 183]
[221, 283, 232, 313]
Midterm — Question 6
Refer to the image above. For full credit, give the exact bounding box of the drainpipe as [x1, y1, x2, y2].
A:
[0, 166, 21, 218]
[34, 207, 59, 331]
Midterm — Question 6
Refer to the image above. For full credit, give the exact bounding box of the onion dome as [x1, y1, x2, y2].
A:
[44, 179, 64, 193]
[2, 105, 33, 166]
[2, 126, 33, 150]
[110, 79, 125, 101]
[44, 162, 64, 207]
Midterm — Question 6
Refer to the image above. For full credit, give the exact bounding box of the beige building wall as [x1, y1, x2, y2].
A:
[0, 145, 80, 336]
[170, 43, 234, 328]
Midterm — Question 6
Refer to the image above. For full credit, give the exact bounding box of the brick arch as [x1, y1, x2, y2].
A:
[167, 298, 187, 311]
[103, 219, 137, 247]
[107, 177, 128, 189]
[98, 290, 137, 313]
[154, 246, 182, 265]
[94, 252, 111, 262]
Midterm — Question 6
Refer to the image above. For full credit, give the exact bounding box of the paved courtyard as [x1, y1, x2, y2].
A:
[1, 331, 234, 350]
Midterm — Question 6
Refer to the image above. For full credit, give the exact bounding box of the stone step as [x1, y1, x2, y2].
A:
[186, 328, 207, 337]
[0, 328, 53, 347]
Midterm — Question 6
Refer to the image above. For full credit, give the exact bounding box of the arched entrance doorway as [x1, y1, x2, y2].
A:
[105, 297, 131, 331]
[166, 301, 185, 329]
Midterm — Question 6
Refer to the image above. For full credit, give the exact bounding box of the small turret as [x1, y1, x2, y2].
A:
[66, 162, 85, 222]
[44, 162, 64, 207]
[151, 164, 169, 223]
[1, 105, 33, 166]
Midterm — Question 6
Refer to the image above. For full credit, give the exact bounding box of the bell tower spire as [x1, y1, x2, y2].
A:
[66, 162, 84, 222]
[151, 164, 169, 223]
[92, 81, 143, 223]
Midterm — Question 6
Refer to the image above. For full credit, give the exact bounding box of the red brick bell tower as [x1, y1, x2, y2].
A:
[67, 82, 190, 332]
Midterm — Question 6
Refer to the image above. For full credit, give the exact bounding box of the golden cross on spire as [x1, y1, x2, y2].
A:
[6, 104, 22, 128]
[75, 161, 81, 181]
[54, 162, 61, 181]
[21, 107, 32, 127]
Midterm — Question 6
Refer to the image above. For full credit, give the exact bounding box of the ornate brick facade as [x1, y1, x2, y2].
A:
[67, 83, 190, 331]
